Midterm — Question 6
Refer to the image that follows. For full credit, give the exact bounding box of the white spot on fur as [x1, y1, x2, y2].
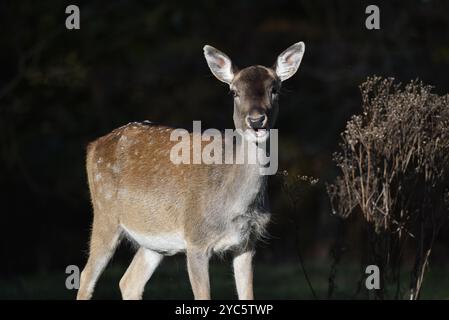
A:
[117, 188, 129, 198]
[111, 164, 120, 174]
[120, 135, 128, 142]
[119, 135, 131, 151]
[104, 189, 113, 200]
[94, 173, 102, 182]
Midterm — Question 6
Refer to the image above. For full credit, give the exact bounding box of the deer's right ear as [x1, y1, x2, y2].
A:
[203, 45, 235, 84]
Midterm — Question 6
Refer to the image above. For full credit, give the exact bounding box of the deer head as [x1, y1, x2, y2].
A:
[203, 42, 305, 143]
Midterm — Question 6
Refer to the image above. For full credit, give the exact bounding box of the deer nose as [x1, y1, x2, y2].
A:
[247, 115, 267, 129]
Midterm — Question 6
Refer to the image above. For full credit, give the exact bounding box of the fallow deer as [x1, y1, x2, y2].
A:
[77, 42, 305, 300]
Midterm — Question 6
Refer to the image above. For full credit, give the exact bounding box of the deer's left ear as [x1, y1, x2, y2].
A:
[203, 45, 235, 84]
[275, 42, 305, 81]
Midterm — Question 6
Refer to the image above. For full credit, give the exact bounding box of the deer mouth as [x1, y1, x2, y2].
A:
[245, 128, 270, 143]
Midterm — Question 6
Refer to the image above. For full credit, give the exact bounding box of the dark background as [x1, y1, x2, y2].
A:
[1, 0, 449, 299]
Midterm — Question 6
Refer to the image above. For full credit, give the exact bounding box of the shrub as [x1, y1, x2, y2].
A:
[328, 77, 449, 299]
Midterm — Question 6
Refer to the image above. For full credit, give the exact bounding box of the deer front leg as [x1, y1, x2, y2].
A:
[186, 249, 211, 300]
[233, 249, 255, 300]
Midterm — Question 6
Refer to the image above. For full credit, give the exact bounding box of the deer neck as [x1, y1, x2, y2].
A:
[226, 138, 269, 213]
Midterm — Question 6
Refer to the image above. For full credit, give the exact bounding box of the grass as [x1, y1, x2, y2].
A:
[1, 257, 449, 299]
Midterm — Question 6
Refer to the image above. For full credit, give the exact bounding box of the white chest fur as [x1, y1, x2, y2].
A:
[212, 214, 255, 253]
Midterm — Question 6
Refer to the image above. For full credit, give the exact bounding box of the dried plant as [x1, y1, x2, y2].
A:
[328, 77, 449, 299]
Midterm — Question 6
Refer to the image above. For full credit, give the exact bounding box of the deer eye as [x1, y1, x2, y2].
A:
[229, 89, 239, 98]
[271, 87, 279, 99]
